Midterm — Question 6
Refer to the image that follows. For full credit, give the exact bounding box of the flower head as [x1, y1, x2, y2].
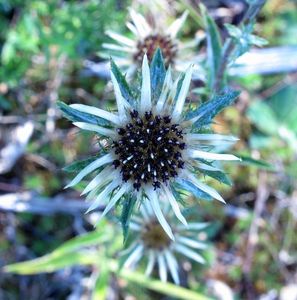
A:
[122, 200, 209, 285]
[59, 49, 240, 240]
[101, 9, 197, 75]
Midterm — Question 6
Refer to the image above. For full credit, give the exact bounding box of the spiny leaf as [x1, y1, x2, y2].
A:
[203, 169, 232, 186]
[110, 58, 135, 105]
[57, 101, 109, 126]
[186, 88, 240, 128]
[150, 48, 166, 103]
[237, 154, 274, 170]
[121, 194, 137, 243]
[63, 156, 99, 173]
[174, 72, 186, 102]
[175, 179, 213, 201]
[195, 160, 232, 186]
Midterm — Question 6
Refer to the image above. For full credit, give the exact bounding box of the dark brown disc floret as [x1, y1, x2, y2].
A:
[112, 110, 185, 190]
[141, 220, 172, 250]
[133, 34, 178, 66]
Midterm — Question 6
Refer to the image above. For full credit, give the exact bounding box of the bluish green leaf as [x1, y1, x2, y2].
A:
[203, 169, 232, 186]
[186, 88, 240, 128]
[237, 154, 274, 170]
[249, 34, 268, 47]
[201, 4, 222, 88]
[170, 183, 187, 206]
[224, 24, 242, 39]
[121, 194, 137, 243]
[174, 73, 186, 102]
[192, 159, 232, 186]
[150, 48, 166, 103]
[63, 156, 99, 173]
[110, 58, 135, 105]
[57, 101, 110, 126]
[176, 179, 213, 201]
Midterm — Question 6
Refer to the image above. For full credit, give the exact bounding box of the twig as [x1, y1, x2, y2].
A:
[259, 72, 297, 99]
[243, 172, 269, 271]
[243, 171, 269, 299]
[0, 121, 34, 174]
[0, 182, 22, 193]
[45, 54, 67, 135]
[0, 191, 104, 215]
[25, 153, 57, 172]
[0, 116, 26, 124]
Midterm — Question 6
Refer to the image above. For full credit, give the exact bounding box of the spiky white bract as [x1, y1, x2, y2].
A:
[70, 104, 121, 125]
[122, 201, 208, 285]
[172, 65, 194, 122]
[101, 9, 203, 78]
[140, 54, 152, 113]
[61, 50, 239, 240]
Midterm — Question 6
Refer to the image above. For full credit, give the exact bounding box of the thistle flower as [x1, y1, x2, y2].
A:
[101, 9, 198, 75]
[59, 49, 240, 240]
[122, 200, 209, 285]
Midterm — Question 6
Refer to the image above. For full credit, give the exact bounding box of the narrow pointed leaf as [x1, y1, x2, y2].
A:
[121, 194, 137, 243]
[110, 59, 134, 105]
[63, 156, 100, 173]
[57, 101, 109, 126]
[186, 88, 240, 128]
[201, 4, 222, 88]
[195, 161, 232, 186]
[203, 169, 232, 186]
[175, 179, 213, 201]
[174, 73, 186, 102]
[237, 154, 274, 170]
[150, 48, 166, 103]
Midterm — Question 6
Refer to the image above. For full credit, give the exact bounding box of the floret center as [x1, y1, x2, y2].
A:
[112, 110, 185, 190]
[134, 34, 178, 66]
[141, 220, 172, 250]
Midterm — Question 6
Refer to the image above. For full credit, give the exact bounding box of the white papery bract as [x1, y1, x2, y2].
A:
[101, 9, 199, 76]
[59, 49, 240, 240]
[123, 201, 209, 285]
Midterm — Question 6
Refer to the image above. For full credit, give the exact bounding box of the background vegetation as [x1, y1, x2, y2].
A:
[0, 0, 296, 299]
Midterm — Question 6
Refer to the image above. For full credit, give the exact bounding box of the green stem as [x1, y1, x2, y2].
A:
[109, 260, 212, 300]
[213, 0, 267, 93]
